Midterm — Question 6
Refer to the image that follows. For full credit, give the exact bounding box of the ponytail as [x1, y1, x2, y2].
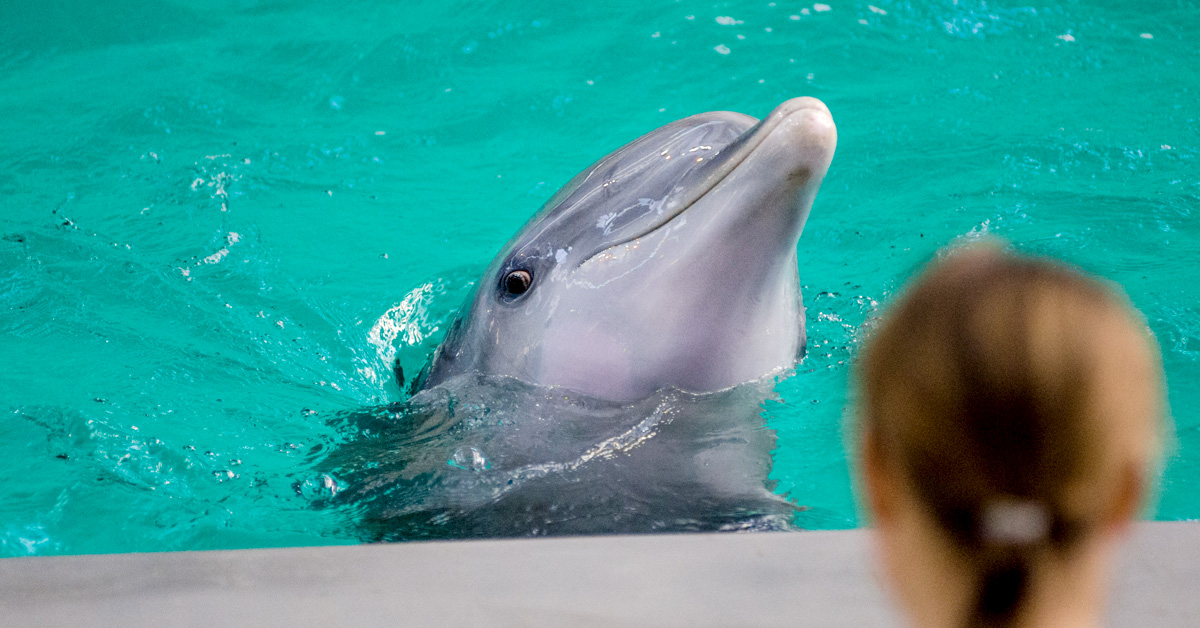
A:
[906, 454, 1058, 628]
[967, 551, 1031, 628]
[961, 501, 1082, 628]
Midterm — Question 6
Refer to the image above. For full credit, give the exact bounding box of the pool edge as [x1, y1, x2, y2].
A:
[2, 522, 1197, 627]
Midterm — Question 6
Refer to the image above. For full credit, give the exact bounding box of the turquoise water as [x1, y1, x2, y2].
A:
[1, 0, 1197, 556]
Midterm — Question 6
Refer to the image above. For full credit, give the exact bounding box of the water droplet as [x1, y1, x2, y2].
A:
[447, 447, 490, 471]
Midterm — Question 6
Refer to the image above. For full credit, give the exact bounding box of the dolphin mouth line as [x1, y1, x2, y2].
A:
[577, 100, 817, 267]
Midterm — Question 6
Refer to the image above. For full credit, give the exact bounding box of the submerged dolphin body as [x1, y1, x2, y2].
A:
[326, 99, 837, 539]
[417, 97, 837, 401]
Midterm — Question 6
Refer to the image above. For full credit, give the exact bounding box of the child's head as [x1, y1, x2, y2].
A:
[857, 242, 1164, 628]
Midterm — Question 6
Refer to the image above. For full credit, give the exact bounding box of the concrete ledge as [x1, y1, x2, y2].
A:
[2, 522, 1197, 627]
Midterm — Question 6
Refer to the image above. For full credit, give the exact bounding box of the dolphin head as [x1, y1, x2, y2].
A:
[419, 97, 837, 401]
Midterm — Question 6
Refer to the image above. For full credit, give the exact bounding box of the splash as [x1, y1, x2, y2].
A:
[364, 283, 439, 382]
[189, 154, 242, 213]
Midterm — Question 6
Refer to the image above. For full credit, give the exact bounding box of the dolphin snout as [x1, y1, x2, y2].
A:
[762, 97, 837, 176]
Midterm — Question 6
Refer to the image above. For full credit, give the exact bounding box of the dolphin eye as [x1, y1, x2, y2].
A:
[502, 269, 533, 296]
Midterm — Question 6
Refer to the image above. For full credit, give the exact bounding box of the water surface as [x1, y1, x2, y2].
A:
[1, 0, 1197, 555]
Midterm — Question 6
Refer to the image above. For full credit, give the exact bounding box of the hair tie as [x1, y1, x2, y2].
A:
[982, 500, 1049, 545]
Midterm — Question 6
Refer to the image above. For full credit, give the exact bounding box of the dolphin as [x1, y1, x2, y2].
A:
[416, 97, 837, 401]
[323, 98, 837, 539]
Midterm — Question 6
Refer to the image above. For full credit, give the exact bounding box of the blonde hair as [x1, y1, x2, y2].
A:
[858, 242, 1164, 628]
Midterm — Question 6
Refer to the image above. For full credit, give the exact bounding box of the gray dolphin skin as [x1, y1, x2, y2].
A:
[327, 98, 837, 540]
[417, 97, 837, 401]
